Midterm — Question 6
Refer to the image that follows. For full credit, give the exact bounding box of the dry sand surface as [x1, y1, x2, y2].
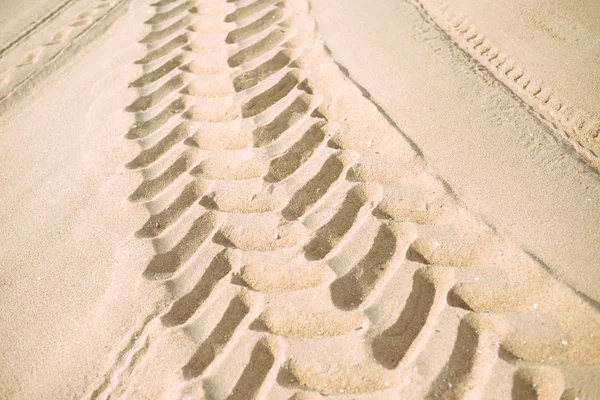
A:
[0, 0, 599, 399]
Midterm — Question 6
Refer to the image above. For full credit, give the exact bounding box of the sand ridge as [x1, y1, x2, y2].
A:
[78, 0, 600, 398]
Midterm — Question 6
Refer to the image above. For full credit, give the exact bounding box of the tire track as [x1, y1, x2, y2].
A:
[412, 0, 600, 170]
[0, 0, 76, 58]
[100, 0, 600, 398]
[0, 0, 130, 113]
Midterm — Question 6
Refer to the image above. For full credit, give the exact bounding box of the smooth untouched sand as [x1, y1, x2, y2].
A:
[1, 0, 599, 398]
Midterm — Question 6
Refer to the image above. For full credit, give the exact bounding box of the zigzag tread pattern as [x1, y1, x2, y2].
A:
[414, 0, 600, 170]
[87, 0, 600, 398]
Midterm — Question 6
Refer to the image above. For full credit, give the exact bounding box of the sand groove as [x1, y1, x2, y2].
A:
[102, 0, 600, 398]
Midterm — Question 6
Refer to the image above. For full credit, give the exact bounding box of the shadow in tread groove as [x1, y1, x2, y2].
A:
[162, 249, 237, 326]
[225, 338, 282, 400]
[136, 180, 207, 238]
[330, 221, 414, 310]
[182, 295, 252, 379]
[233, 49, 297, 91]
[144, 211, 220, 280]
[282, 151, 351, 220]
[304, 183, 382, 260]
[253, 92, 321, 146]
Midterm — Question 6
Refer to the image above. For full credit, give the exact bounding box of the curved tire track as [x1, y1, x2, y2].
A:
[91, 0, 600, 398]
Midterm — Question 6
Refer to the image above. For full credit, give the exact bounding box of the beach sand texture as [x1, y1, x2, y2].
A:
[1, 0, 599, 398]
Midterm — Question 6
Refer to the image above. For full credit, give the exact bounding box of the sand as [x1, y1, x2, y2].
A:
[0, 0, 599, 399]
[419, 0, 600, 165]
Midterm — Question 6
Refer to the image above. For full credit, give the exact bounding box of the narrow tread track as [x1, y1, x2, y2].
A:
[413, 0, 600, 170]
[0, 0, 128, 104]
